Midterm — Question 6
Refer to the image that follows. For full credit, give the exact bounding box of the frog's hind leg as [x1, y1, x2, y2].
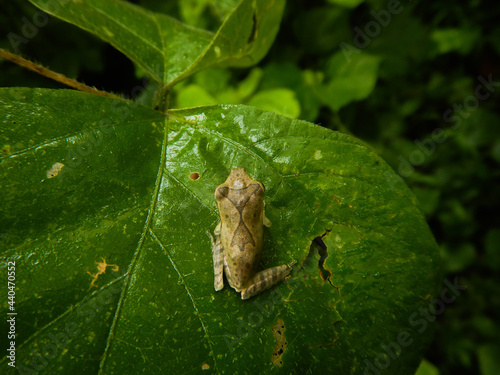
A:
[241, 261, 296, 300]
[210, 226, 224, 292]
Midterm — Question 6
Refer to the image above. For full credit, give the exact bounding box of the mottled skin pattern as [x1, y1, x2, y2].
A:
[211, 168, 295, 300]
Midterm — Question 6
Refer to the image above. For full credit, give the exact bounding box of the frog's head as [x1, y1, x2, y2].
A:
[215, 168, 265, 207]
[227, 168, 252, 189]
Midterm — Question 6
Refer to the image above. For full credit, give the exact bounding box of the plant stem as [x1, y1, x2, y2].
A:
[0, 48, 122, 100]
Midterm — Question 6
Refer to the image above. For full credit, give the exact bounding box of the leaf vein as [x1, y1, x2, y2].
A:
[97, 118, 168, 373]
[149, 228, 219, 372]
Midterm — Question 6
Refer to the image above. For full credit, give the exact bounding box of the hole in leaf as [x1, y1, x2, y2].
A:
[316, 237, 332, 282]
[247, 12, 258, 44]
[305, 236, 332, 282]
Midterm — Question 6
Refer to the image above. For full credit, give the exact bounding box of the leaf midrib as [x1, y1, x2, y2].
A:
[97, 116, 169, 373]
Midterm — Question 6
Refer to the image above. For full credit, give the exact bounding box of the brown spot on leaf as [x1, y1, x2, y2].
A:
[331, 194, 342, 204]
[272, 318, 288, 366]
[189, 172, 200, 180]
[2, 145, 12, 155]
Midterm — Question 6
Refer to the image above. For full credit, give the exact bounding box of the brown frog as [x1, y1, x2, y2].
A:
[210, 168, 295, 299]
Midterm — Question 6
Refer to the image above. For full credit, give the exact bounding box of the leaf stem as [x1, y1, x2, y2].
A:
[152, 84, 170, 112]
[0, 48, 122, 100]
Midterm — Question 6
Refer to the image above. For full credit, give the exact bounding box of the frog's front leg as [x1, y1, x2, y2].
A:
[211, 222, 224, 292]
[241, 260, 297, 300]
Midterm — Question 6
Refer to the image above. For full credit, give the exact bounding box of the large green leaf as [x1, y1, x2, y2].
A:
[28, 0, 285, 88]
[0, 88, 440, 374]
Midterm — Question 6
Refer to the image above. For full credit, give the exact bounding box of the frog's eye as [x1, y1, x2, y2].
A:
[215, 187, 229, 200]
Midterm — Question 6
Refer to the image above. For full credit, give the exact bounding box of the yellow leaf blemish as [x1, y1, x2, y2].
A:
[102, 26, 114, 38]
[46, 162, 65, 178]
[271, 318, 288, 366]
[87, 257, 119, 290]
[214, 46, 221, 57]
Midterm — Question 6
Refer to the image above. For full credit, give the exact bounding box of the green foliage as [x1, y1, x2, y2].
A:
[317, 52, 381, 111]
[175, 67, 301, 117]
[416, 359, 440, 375]
[3, 0, 497, 374]
[26, 0, 284, 110]
[0, 91, 439, 372]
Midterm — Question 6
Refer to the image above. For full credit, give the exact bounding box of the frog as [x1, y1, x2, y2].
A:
[210, 168, 296, 300]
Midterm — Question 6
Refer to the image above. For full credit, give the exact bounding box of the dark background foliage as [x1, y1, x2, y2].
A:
[1, 0, 499, 374]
